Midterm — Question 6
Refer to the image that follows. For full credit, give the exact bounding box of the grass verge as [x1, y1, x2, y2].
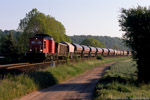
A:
[0, 57, 128, 100]
[94, 59, 150, 100]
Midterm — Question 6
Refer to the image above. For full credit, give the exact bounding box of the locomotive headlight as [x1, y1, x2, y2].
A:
[40, 49, 43, 52]
[30, 49, 32, 52]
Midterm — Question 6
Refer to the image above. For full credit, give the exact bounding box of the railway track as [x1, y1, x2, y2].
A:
[0, 57, 95, 70]
[0, 59, 76, 70]
[0, 56, 125, 71]
[0, 62, 56, 70]
[0, 63, 30, 69]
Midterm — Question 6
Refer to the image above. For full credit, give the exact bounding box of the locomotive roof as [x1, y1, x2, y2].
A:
[35, 34, 54, 40]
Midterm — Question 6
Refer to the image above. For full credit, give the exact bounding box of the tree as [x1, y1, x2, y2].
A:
[0, 30, 3, 55]
[119, 6, 150, 83]
[80, 38, 105, 48]
[112, 44, 119, 50]
[18, 8, 71, 52]
[0, 33, 18, 56]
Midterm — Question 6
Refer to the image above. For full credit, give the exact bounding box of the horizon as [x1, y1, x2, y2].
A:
[0, 29, 123, 38]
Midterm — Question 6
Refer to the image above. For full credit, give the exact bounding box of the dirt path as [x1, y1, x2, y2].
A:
[17, 62, 116, 100]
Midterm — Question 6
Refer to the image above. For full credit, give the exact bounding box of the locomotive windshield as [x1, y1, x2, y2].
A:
[35, 34, 54, 40]
[31, 40, 42, 45]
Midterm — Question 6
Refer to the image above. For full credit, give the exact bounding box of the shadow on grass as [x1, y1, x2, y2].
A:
[95, 75, 138, 94]
[99, 75, 137, 85]
[29, 71, 58, 89]
[0, 69, 58, 89]
[0, 69, 22, 79]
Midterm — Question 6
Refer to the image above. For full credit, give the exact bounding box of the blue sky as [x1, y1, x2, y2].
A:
[0, 0, 150, 37]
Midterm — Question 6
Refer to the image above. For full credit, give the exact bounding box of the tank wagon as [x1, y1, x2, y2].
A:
[27, 34, 130, 62]
[108, 49, 115, 56]
[120, 51, 124, 56]
[127, 51, 132, 56]
[114, 50, 117, 56]
[81, 45, 90, 57]
[55, 43, 68, 59]
[61, 42, 74, 58]
[117, 50, 121, 56]
[89, 47, 97, 57]
[71, 43, 83, 57]
[102, 48, 109, 56]
[96, 48, 103, 56]
[123, 50, 128, 56]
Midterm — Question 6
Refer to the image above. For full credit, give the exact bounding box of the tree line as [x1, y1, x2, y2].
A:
[70, 35, 129, 50]
[80, 38, 105, 48]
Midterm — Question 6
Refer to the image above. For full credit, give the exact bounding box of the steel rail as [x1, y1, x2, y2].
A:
[0, 63, 29, 68]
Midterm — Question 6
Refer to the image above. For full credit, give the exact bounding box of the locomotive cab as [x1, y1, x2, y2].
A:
[29, 34, 55, 53]
[27, 34, 55, 62]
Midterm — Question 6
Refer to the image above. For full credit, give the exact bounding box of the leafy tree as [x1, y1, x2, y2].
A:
[0, 33, 18, 56]
[112, 44, 119, 50]
[80, 38, 105, 48]
[0, 30, 24, 54]
[18, 8, 71, 52]
[119, 6, 150, 83]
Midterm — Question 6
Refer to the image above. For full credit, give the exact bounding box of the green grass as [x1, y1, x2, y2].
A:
[94, 60, 150, 100]
[0, 57, 129, 100]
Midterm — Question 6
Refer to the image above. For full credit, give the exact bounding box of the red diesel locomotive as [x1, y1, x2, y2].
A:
[27, 34, 56, 62]
[29, 34, 55, 53]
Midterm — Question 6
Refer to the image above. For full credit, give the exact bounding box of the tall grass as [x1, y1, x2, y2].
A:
[94, 60, 150, 100]
[0, 57, 129, 100]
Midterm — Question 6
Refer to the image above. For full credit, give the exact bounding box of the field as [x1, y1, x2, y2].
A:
[94, 60, 150, 100]
[0, 57, 128, 100]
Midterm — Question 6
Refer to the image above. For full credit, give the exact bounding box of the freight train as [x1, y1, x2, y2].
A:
[27, 34, 131, 62]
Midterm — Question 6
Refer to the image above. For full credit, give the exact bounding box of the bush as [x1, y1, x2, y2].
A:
[96, 55, 103, 60]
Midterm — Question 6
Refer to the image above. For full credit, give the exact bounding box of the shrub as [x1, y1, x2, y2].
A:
[96, 55, 103, 60]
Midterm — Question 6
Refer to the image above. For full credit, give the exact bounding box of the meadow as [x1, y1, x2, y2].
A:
[94, 60, 150, 100]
